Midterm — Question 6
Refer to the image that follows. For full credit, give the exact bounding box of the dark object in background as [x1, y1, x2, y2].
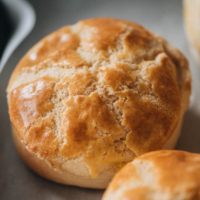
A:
[0, 1, 13, 59]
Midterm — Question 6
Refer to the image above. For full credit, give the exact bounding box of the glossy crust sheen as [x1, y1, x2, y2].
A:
[184, 0, 200, 65]
[7, 18, 191, 187]
[103, 150, 200, 200]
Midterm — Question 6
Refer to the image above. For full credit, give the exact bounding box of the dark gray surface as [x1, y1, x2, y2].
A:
[1, 0, 200, 199]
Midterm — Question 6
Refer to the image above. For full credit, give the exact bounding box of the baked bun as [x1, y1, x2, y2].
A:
[7, 18, 191, 188]
[184, 0, 200, 65]
[103, 150, 200, 200]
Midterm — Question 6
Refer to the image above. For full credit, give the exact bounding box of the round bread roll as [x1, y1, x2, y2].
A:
[103, 150, 200, 200]
[7, 18, 191, 189]
[184, 0, 200, 65]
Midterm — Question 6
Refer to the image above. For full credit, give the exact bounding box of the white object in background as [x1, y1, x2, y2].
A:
[183, 0, 200, 66]
[0, 0, 36, 73]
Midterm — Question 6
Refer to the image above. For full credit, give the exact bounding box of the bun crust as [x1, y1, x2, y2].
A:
[184, 0, 200, 65]
[12, 125, 114, 188]
[103, 150, 200, 200]
[7, 18, 191, 188]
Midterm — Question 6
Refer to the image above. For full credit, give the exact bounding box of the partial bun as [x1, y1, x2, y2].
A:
[7, 18, 191, 188]
[103, 150, 200, 200]
[184, 0, 200, 65]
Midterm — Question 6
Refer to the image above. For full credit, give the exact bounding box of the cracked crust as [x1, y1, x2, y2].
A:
[7, 18, 191, 188]
[103, 150, 200, 200]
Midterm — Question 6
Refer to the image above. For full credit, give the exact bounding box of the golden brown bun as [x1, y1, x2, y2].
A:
[11, 125, 114, 188]
[184, 0, 200, 65]
[7, 18, 191, 188]
[103, 150, 200, 200]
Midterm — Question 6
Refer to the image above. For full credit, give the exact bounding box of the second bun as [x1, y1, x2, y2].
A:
[103, 150, 200, 200]
[184, 0, 200, 66]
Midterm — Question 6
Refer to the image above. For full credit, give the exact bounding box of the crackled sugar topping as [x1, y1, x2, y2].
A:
[103, 151, 200, 200]
[8, 18, 190, 178]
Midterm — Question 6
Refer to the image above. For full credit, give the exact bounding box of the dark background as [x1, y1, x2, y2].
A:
[0, 1, 13, 59]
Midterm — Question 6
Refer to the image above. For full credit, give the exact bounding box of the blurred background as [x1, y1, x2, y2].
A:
[0, 0, 200, 200]
[0, 1, 12, 60]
